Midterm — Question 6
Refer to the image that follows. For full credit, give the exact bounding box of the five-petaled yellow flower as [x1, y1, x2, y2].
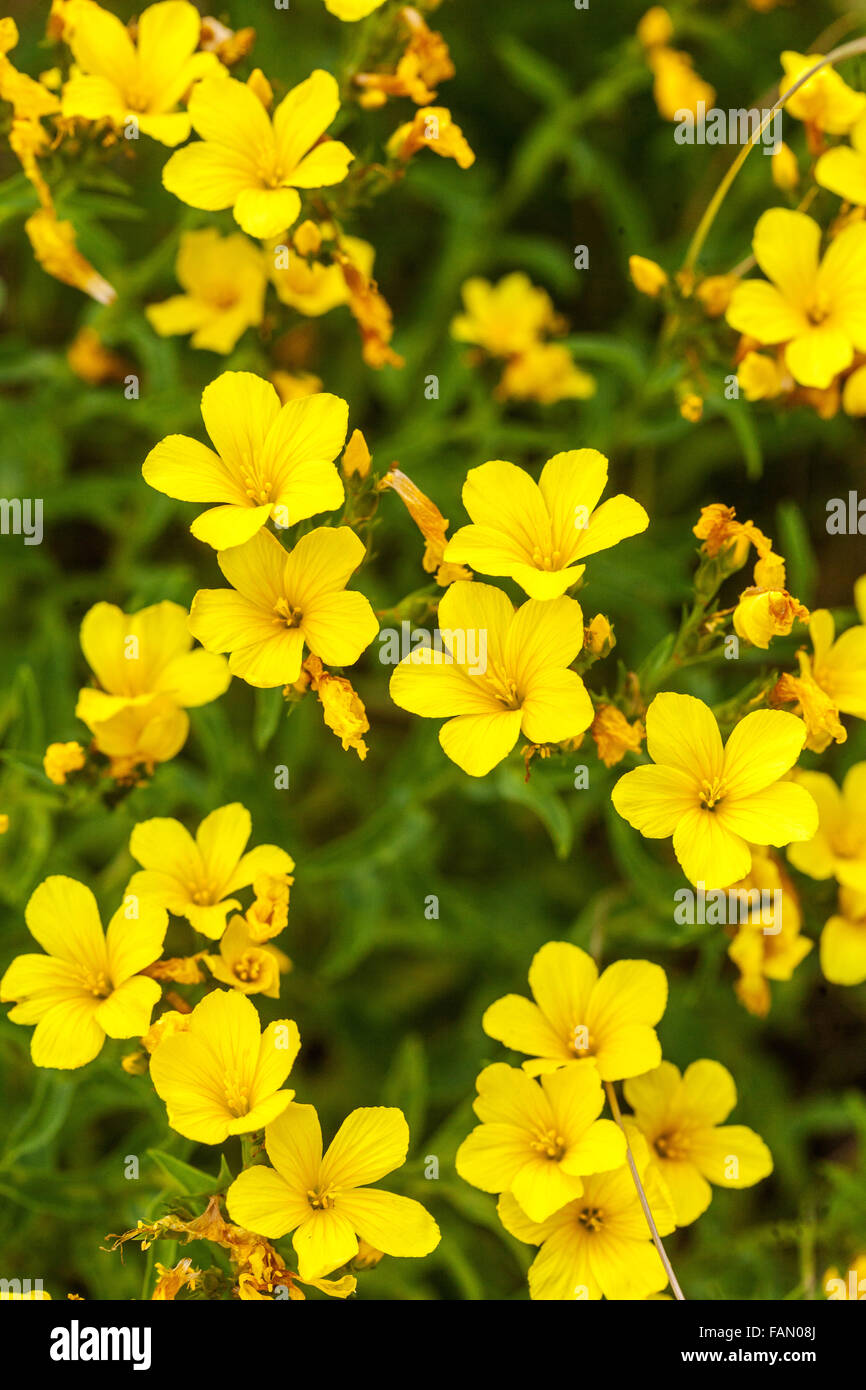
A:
[726, 210, 866, 390]
[162, 70, 353, 238]
[61, 0, 220, 146]
[787, 764, 866, 891]
[190, 526, 378, 688]
[143, 370, 348, 550]
[389, 580, 594, 777]
[455, 1062, 627, 1222]
[1, 876, 167, 1069]
[496, 1125, 675, 1301]
[612, 694, 818, 888]
[146, 229, 267, 354]
[150, 988, 300, 1143]
[127, 802, 295, 939]
[483, 941, 667, 1080]
[227, 1102, 440, 1279]
[443, 452, 648, 598]
[624, 1060, 773, 1226]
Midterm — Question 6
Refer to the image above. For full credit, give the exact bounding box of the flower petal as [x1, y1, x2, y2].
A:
[320, 1107, 409, 1190]
[336, 1189, 440, 1258]
[722, 709, 807, 796]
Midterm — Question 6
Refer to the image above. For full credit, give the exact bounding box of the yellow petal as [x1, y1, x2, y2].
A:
[30, 995, 105, 1069]
[188, 73, 273, 154]
[290, 140, 354, 189]
[252, 1018, 301, 1106]
[261, 393, 347, 521]
[264, 1102, 323, 1191]
[572, 494, 649, 563]
[390, 648, 500, 718]
[455, 1123, 531, 1193]
[815, 145, 866, 205]
[95, 975, 161, 1038]
[753, 208, 820, 307]
[722, 709, 807, 796]
[520, 668, 594, 745]
[156, 649, 231, 708]
[528, 941, 597, 1040]
[439, 709, 523, 775]
[727, 280, 808, 344]
[301, 590, 378, 668]
[293, 1209, 358, 1280]
[645, 692, 722, 782]
[461, 459, 550, 559]
[163, 140, 255, 212]
[610, 764, 698, 836]
[283, 525, 365, 607]
[336, 1189, 440, 1258]
[688, 1124, 773, 1188]
[820, 913, 866, 985]
[320, 1107, 409, 1190]
[68, 2, 137, 86]
[227, 1165, 309, 1237]
[142, 434, 244, 505]
[234, 187, 302, 239]
[195, 803, 251, 887]
[717, 781, 818, 847]
[105, 900, 168, 984]
[672, 807, 751, 888]
[784, 327, 853, 390]
[274, 69, 340, 174]
[506, 596, 584, 685]
[25, 876, 107, 975]
[129, 815, 199, 879]
[482, 993, 569, 1061]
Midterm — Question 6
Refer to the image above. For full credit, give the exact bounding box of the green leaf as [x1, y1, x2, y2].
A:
[147, 1149, 233, 1197]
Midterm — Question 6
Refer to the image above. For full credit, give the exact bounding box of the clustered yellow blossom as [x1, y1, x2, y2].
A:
[451, 273, 595, 404]
[637, 7, 715, 123]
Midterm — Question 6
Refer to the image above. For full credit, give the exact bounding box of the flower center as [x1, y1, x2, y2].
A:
[239, 466, 274, 505]
[274, 597, 303, 628]
[654, 1130, 688, 1161]
[224, 1069, 250, 1117]
[699, 776, 726, 810]
[307, 1188, 338, 1210]
[234, 951, 264, 983]
[530, 1128, 567, 1161]
[530, 545, 563, 572]
[485, 661, 521, 709]
[568, 1022, 593, 1057]
[577, 1205, 604, 1233]
[83, 969, 111, 998]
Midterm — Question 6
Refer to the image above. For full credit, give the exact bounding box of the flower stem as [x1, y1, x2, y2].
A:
[604, 1080, 686, 1301]
[683, 36, 866, 271]
[240, 1135, 254, 1169]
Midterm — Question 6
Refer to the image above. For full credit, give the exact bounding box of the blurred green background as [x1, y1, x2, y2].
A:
[1, 0, 865, 1299]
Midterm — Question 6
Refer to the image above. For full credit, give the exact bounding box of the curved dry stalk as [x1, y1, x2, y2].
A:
[604, 1079, 686, 1301]
[683, 36, 866, 271]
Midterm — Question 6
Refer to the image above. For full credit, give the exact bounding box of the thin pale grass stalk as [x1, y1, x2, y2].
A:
[604, 1079, 686, 1301]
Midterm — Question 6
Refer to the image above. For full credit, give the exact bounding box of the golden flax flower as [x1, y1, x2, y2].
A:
[150, 989, 300, 1143]
[227, 1102, 440, 1279]
[1, 876, 167, 1069]
[126, 801, 295, 939]
[146, 229, 267, 353]
[143, 370, 348, 550]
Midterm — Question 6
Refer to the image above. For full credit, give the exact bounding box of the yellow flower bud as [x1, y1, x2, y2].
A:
[629, 254, 668, 297]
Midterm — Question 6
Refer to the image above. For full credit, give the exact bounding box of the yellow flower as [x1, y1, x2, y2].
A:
[496, 1125, 675, 1300]
[737, 350, 787, 401]
[726, 210, 866, 390]
[591, 705, 645, 768]
[636, 8, 674, 50]
[612, 694, 818, 888]
[380, 466, 468, 583]
[304, 655, 370, 760]
[142, 1007, 190, 1053]
[733, 562, 809, 648]
[272, 370, 324, 402]
[143, 371, 348, 550]
[679, 393, 703, 423]
[787, 765, 866, 891]
[61, 0, 220, 145]
[75, 600, 230, 766]
[66, 326, 126, 384]
[389, 581, 593, 777]
[0, 876, 167, 1069]
[227, 1102, 440, 1279]
[770, 669, 846, 755]
[270, 234, 374, 317]
[387, 105, 475, 169]
[824, 1253, 866, 1300]
[341, 428, 371, 479]
[647, 46, 715, 122]
[355, 7, 453, 107]
[150, 988, 300, 1143]
[205, 914, 288, 997]
[727, 851, 811, 1017]
[152, 1257, 200, 1300]
[695, 274, 737, 318]
[162, 70, 353, 238]
[43, 740, 86, 785]
[245, 872, 293, 942]
[772, 141, 800, 191]
[629, 255, 668, 297]
[25, 207, 116, 304]
[146, 230, 267, 354]
[804, 604, 866, 720]
[821, 888, 866, 986]
[451, 273, 561, 358]
[483, 941, 667, 1081]
[324, 0, 387, 18]
[625, 1060, 772, 1226]
[127, 802, 294, 940]
[693, 503, 771, 563]
[584, 614, 614, 657]
[780, 51, 866, 136]
[495, 343, 596, 405]
[444, 453, 647, 600]
[189, 526, 378, 688]
[456, 1062, 626, 1222]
